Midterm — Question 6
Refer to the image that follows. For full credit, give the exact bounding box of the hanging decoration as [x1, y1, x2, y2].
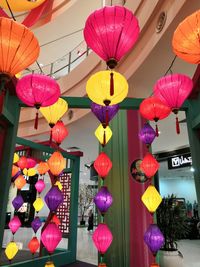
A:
[13, 153, 19, 164]
[141, 185, 162, 213]
[52, 214, 61, 226]
[11, 165, 21, 182]
[8, 216, 21, 235]
[0, 0, 46, 11]
[140, 153, 159, 179]
[44, 186, 64, 212]
[17, 156, 28, 170]
[130, 159, 148, 183]
[5, 241, 19, 261]
[14, 175, 26, 190]
[138, 123, 156, 148]
[28, 237, 40, 255]
[52, 121, 69, 145]
[47, 151, 66, 176]
[12, 195, 24, 211]
[153, 73, 193, 134]
[33, 197, 44, 213]
[94, 186, 113, 215]
[16, 74, 60, 129]
[45, 261, 55, 267]
[139, 96, 171, 136]
[144, 224, 164, 256]
[94, 152, 112, 179]
[95, 124, 112, 147]
[172, 10, 200, 64]
[31, 217, 42, 234]
[23, 157, 37, 177]
[35, 179, 46, 194]
[37, 161, 49, 178]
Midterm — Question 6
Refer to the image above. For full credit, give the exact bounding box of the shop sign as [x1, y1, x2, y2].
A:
[168, 153, 192, 169]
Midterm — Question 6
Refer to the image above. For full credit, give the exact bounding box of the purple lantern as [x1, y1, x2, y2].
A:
[9, 216, 21, 234]
[91, 102, 119, 127]
[12, 195, 24, 210]
[139, 123, 156, 147]
[144, 224, 164, 255]
[31, 217, 42, 233]
[94, 186, 113, 214]
[44, 186, 64, 212]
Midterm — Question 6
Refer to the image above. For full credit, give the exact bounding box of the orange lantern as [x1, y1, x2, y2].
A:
[37, 162, 49, 176]
[150, 264, 160, 267]
[172, 10, 200, 64]
[12, 165, 19, 177]
[14, 175, 26, 190]
[48, 151, 66, 176]
[98, 264, 107, 267]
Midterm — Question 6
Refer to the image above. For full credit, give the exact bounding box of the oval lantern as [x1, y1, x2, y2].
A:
[140, 153, 160, 178]
[37, 161, 49, 177]
[48, 151, 66, 176]
[16, 74, 60, 129]
[95, 124, 112, 147]
[11, 165, 20, 182]
[139, 96, 171, 136]
[153, 73, 193, 134]
[52, 121, 69, 145]
[172, 10, 200, 64]
[44, 186, 64, 212]
[0, 0, 46, 12]
[138, 123, 156, 148]
[84, 5, 140, 68]
[28, 237, 40, 255]
[45, 261, 55, 267]
[141, 185, 162, 213]
[94, 186, 113, 214]
[5, 241, 19, 261]
[31, 217, 42, 234]
[14, 175, 26, 190]
[35, 179, 46, 194]
[144, 224, 164, 255]
[94, 152, 112, 178]
[12, 195, 24, 211]
[27, 158, 37, 169]
[17, 156, 28, 170]
[9, 216, 21, 234]
[33, 197, 44, 213]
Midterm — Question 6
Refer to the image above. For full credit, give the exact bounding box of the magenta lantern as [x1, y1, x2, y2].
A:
[9, 216, 21, 234]
[16, 74, 60, 129]
[35, 179, 45, 194]
[84, 6, 140, 69]
[41, 222, 62, 254]
[27, 158, 37, 169]
[92, 223, 113, 255]
[153, 73, 193, 134]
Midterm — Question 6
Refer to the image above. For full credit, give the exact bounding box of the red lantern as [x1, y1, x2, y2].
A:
[92, 223, 113, 254]
[140, 153, 159, 178]
[17, 156, 28, 170]
[94, 152, 112, 178]
[52, 214, 61, 226]
[139, 96, 171, 136]
[28, 237, 40, 255]
[52, 121, 68, 145]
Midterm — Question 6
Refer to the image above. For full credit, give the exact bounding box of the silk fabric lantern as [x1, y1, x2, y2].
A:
[37, 161, 49, 177]
[84, 6, 140, 68]
[94, 152, 112, 178]
[28, 237, 40, 255]
[31, 217, 42, 234]
[17, 156, 28, 170]
[48, 151, 66, 176]
[150, 264, 160, 267]
[94, 186, 113, 214]
[95, 124, 112, 146]
[14, 175, 26, 190]
[140, 153, 159, 178]
[52, 121, 69, 145]
[139, 123, 156, 148]
[142, 185, 162, 213]
[0, 0, 46, 11]
[11, 165, 20, 182]
[45, 261, 55, 267]
[35, 179, 45, 194]
[41, 222, 62, 254]
[27, 158, 37, 169]
[144, 224, 164, 255]
[5, 241, 18, 261]
[153, 73, 193, 134]
[139, 96, 171, 136]
[52, 214, 61, 226]
[92, 223, 113, 254]
[23, 168, 37, 177]
[12, 195, 24, 211]
[98, 264, 107, 267]
[45, 186, 64, 212]
[9, 216, 21, 234]
[13, 153, 19, 164]
[33, 197, 44, 212]
[172, 10, 200, 64]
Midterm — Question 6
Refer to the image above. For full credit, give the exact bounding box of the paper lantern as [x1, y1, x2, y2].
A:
[11, 165, 20, 180]
[26, 158, 37, 168]
[31, 217, 42, 234]
[52, 121, 69, 145]
[153, 73, 193, 134]
[14, 175, 26, 190]
[98, 264, 107, 267]
[52, 214, 61, 226]
[141, 185, 162, 213]
[17, 156, 28, 170]
[139, 96, 171, 136]
[0, 0, 46, 12]
[9, 216, 21, 234]
[13, 153, 19, 164]
[33, 197, 44, 212]
[55, 181, 63, 191]
[16, 74, 60, 129]
[92, 223, 113, 254]
[28, 237, 40, 255]
[45, 261, 55, 267]
[91, 102, 119, 127]
[5, 242, 18, 261]
[150, 264, 160, 267]
[37, 161, 49, 176]
[84, 6, 140, 68]
[40, 98, 68, 128]
[23, 168, 37, 177]
[48, 151, 66, 176]
[94, 152, 112, 178]
[139, 123, 156, 147]
[12, 195, 24, 211]
[45, 186, 64, 212]
[35, 179, 45, 194]
[144, 224, 164, 255]
[94, 186, 113, 214]
[41, 222, 62, 254]
[86, 70, 128, 106]
[0, 17, 39, 78]
[95, 124, 112, 146]
[172, 10, 200, 64]
[140, 153, 159, 178]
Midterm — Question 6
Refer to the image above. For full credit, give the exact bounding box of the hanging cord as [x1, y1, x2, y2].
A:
[164, 55, 177, 76]
[5, 0, 16, 21]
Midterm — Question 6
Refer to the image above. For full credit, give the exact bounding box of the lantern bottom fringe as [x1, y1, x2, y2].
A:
[34, 111, 39, 130]
[176, 116, 180, 134]
[155, 124, 159, 137]
[110, 72, 114, 96]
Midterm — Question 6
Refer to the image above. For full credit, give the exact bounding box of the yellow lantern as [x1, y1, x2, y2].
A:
[45, 261, 55, 267]
[40, 98, 68, 128]
[86, 70, 128, 106]
[13, 153, 19, 164]
[55, 181, 63, 191]
[95, 124, 112, 146]
[141, 185, 162, 213]
[23, 168, 37, 177]
[48, 151, 66, 176]
[5, 242, 18, 261]
[33, 197, 44, 212]
[0, 0, 46, 12]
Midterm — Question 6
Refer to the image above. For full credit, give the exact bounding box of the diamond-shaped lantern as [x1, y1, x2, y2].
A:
[94, 152, 112, 178]
[92, 223, 113, 254]
[144, 224, 164, 255]
[5, 241, 19, 261]
[140, 153, 159, 178]
[44, 186, 63, 212]
[31, 217, 42, 233]
[9, 216, 21, 234]
[28, 237, 40, 255]
[141, 185, 162, 213]
[33, 197, 44, 212]
[14, 175, 26, 190]
[95, 124, 112, 146]
[12, 195, 24, 211]
[94, 186, 113, 214]
[139, 123, 156, 148]
[35, 179, 46, 194]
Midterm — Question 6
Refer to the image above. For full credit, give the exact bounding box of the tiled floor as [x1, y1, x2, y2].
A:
[178, 239, 200, 267]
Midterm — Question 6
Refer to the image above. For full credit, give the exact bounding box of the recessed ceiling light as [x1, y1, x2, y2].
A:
[190, 167, 195, 172]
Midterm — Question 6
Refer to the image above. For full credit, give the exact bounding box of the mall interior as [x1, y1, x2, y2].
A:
[0, 0, 200, 267]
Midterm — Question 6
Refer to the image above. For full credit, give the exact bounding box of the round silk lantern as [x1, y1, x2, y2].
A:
[9, 216, 21, 234]
[12, 195, 24, 211]
[14, 175, 26, 190]
[144, 224, 164, 255]
[142, 185, 162, 213]
[0, 0, 46, 12]
[31, 217, 42, 234]
[45, 261, 55, 267]
[17, 156, 28, 170]
[28, 237, 40, 255]
[52, 121, 69, 145]
[91, 102, 119, 127]
[95, 124, 112, 147]
[139, 96, 171, 136]
[153, 73, 193, 134]
[94, 186, 113, 214]
[35, 179, 45, 194]
[140, 153, 159, 178]
[16, 74, 60, 129]
[48, 151, 66, 176]
[5, 241, 19, 261]
[45, 186, 64, 212]
[94, 152, 112, 178]
[172, 10, 200, 64]
[84, 6, 140, 68]
[41, 222, 62, 254]
[92, 223, 113, 255]
[139, 123, 156, 148]
[37, 161, 49, 177]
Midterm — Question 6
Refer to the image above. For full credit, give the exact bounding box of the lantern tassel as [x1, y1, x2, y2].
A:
[34, 111, 39, 130]
[103, 130, 106, 146]
[176, 116, 180, 134]
[155, 124, 159, 137]
[49, 129, 52, 144]
[110, 72, 114, 96]
[105, 108, 109, 127]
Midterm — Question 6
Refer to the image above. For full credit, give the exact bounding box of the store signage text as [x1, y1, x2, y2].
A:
[168, 153, 192, 169]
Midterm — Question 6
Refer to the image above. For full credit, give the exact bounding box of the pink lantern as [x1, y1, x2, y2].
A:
[92, 223, 113, 255]
[27, 158, 37, 169]
[9, 216, 21, 234]
[35, 179, 45, 194]
[41, 222, 62, 254]
[16, 74, 60, 129]
[84, 6, 140, 69]
[153, 73, 193, 134]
